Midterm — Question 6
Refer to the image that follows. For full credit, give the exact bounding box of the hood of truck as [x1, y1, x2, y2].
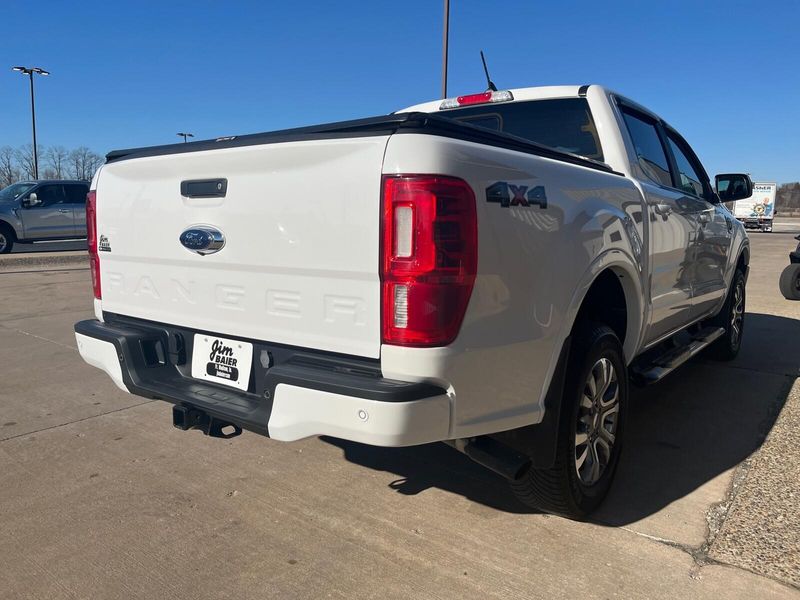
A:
[95, 136, 389, 358]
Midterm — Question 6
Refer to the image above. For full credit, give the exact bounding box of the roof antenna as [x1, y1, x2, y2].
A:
[480, 50, 498, 92]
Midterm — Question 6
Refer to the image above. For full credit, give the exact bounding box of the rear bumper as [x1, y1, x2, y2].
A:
[738, 217, 773, 230]
[74, 317, 451, 447]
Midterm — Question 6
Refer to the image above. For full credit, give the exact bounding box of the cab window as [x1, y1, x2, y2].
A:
[34, 184, 67, 207]
[65, 184, 89, 204]
[665, 134, 707, 199]
[620, 110, 672, 187]
[442, 98, 604, 161]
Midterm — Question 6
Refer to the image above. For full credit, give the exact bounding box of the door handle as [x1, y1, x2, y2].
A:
[58, 208, 70, 213]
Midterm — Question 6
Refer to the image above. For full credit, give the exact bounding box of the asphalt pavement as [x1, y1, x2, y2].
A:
[0, 221, 798, 599]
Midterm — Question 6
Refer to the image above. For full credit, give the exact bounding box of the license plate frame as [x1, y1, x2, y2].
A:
[191, 333, 253, 391]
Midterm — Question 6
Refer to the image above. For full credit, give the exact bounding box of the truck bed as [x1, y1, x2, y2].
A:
[106, 112, 617, 174]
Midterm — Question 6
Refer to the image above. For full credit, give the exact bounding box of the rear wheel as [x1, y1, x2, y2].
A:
[779, 264, 800, 300]
[0, 225, 14, 254]
[511, 322, 628, 519]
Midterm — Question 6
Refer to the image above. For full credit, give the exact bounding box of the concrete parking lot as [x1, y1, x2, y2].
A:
[1, 222, 798, 599]
[10, 239, 86, 254]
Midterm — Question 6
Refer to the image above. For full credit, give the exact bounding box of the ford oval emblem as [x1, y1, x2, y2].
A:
[179, 226, 225, 256]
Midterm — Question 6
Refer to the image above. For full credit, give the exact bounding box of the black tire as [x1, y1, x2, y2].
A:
[779, 264, 800, 300]
[0, 224, 14, 254]
[707, 268, 746, 360]
[511, 322, 628, 519]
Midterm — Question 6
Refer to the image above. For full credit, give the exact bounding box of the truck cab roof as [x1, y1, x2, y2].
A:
[397, 85, 597, 114]
[16, 179, 89, 185]
[397, 84, 663, 126]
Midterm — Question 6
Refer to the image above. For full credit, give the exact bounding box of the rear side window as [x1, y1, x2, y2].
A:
[665, 135, 705, 198]
[441, 98, 604, 161]
[620, 110, 672, 187]
[65, 184, 89, 204]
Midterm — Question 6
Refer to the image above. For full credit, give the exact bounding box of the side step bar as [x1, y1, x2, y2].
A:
[630, 326, 725, 385]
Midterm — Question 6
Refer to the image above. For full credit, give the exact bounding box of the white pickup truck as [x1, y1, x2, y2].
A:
[75, 85, 752, 518]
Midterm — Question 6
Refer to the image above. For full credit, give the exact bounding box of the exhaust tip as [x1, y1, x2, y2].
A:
[449, 437, 532, 482]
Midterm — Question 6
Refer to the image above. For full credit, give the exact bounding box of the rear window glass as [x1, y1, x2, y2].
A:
[439, 98, 603, 161]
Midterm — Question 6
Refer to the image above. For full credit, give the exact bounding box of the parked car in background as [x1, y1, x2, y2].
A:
[0, 180, 89, 253]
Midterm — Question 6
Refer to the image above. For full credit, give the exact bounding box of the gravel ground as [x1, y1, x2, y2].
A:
[0, 250, 87, 272]
[709, 378, 800, 586]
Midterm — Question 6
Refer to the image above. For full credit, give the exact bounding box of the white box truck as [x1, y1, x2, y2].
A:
[733, 182, 777, 232]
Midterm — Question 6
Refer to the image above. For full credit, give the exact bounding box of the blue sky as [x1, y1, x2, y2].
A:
[2, 0, 798, 183]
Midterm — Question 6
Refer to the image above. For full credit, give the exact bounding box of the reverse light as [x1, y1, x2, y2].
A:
[439, 90, 514, 110]
[86, 190, 101, 299]
[381, 175, 477, 347]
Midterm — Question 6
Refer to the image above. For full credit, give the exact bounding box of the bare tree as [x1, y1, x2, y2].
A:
[68, 147, 83, 180]
[0, 147, 18, 187]
[777, 182, 800, 213]
[68, 146, 103, 180]
[44, 145, 69, 178]
[0, 144, 104, 186]
[15, 144, 38, 180]
[86, 151, 103, 179]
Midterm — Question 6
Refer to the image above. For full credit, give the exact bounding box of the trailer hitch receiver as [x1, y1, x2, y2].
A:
[172, 405, 242, 439]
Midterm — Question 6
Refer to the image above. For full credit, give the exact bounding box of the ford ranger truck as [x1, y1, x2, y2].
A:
[0, 179, 90, 253]
[74, 85, 752, 519]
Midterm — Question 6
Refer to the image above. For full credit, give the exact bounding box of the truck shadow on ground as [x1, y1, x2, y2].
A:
[323, 312, 800, 523]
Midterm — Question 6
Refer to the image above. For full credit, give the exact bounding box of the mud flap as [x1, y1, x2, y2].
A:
[488, 334, 571, 469]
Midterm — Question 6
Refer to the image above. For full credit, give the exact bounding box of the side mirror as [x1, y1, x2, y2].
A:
[22, 192, 41, 208]
[715, 173, 753, 202]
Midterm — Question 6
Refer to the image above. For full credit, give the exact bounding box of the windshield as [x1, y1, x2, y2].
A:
[439, 98, 604, 162]
[0, 182, 35, 203]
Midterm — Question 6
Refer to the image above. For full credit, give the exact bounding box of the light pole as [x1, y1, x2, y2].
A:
[441, 0, 449, 99]
[12, 66, 49, 180]
[177, 132, 194, 143]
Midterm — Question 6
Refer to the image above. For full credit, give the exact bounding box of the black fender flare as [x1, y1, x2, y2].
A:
[735, 245, 750, 282]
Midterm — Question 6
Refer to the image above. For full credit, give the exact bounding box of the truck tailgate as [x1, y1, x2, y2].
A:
[96, 136, 389, 358]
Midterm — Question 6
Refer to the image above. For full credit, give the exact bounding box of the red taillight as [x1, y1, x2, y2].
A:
[86, 190, 101, 299]
[380, 175, 477, 347]
[456, 92, 493, 105]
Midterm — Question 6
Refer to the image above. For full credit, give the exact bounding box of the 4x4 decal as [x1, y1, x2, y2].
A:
[486, 181, 547, 208]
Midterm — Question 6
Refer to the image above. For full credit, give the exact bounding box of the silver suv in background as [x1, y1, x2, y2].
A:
[0, 180, 89, 253]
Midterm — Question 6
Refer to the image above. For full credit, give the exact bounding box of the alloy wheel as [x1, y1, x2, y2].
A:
[731, 280, 745, 347]
[575, 357, 620, 486]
